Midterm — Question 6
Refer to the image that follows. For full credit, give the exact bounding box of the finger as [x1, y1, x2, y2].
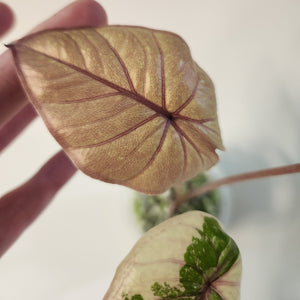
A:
[0, 0, 107, 129]
[0, 150, 77, 258]
[31, 0, 107, 34]
[0, 2, 14, 37]
[0, 0, 107, 257]
[0, 104, 36, 153]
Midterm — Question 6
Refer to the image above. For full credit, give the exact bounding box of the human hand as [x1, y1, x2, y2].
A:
[0, 0, 107, 258]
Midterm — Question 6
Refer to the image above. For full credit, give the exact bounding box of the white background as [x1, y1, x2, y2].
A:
[0, 0, 300, 299]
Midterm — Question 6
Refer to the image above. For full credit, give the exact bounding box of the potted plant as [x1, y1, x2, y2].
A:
[2, 20, 299, 300]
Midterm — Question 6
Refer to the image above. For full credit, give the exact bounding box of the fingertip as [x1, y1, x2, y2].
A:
[0, 2, 15, 37]
[77, 0, 108, 26]
[32, 0, 108, 33]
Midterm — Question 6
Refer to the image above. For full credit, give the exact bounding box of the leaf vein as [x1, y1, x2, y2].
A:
[56, 101, 136, 130]
[128, 29, 148, 96]
[152, 32, 166, 110]
[103, 119, 165, 178]
[174, 116, 218, 135]
[92, 28, 136, 93]
[173, 78, 200, 114]
[63, 32, 88, 70]
[72, 113, 159, 149]
[172, 121, 205, 165]
[43, 91, 122, 104]
[173, 124, 187, 179]
[18, 44, 168, 117]
[123, 119, 170, 181]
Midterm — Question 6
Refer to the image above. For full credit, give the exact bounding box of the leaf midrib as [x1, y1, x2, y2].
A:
[17, 44, 171, 119]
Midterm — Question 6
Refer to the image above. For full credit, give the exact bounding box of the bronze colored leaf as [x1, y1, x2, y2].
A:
[9, 26, 224, 194]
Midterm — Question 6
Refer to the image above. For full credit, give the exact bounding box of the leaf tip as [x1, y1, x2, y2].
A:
[4, 42, 14, 49]
[219, 144, 226, 151]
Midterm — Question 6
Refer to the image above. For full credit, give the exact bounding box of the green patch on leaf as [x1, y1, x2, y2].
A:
[124, 216, 239, 299]
[152, 282, 186, 298]
[208, 290, 223, 300]
[122, 294, 144, 300]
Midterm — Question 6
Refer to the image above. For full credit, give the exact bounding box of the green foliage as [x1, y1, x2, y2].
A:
[134, 193, 171, 232]
[122, 294, 144, 300]
[124, 217, 239, 300]
[134, 173, 220, 232]
[207, 290, 223, 300]
[175, 173, 220, 217]
[152, 282, 185, 298]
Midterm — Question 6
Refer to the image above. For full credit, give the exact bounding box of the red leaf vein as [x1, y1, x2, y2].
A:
[152, 32, 166, 110]
[57, 101, 137, 130]
[124, 119, 170, 181]
[43, 92, 122, 104]
[129, 29, 148, 96]
[172, 121, 204, 165]
[105, 120, 165, 179]
[18, 45, 169, 117]
[173, 77, 200, 114]
[174, 115, 218, 135]
[92, 29, 136, 93]
[63, 32, 88, 70]
[176, 127, 188, 178]
[72, 113, 159, 149]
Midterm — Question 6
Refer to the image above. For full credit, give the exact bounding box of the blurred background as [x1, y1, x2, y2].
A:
[0, 0, 299, 299]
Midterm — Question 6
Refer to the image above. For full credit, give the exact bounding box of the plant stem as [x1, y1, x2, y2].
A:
[170, 163, 300, 216]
